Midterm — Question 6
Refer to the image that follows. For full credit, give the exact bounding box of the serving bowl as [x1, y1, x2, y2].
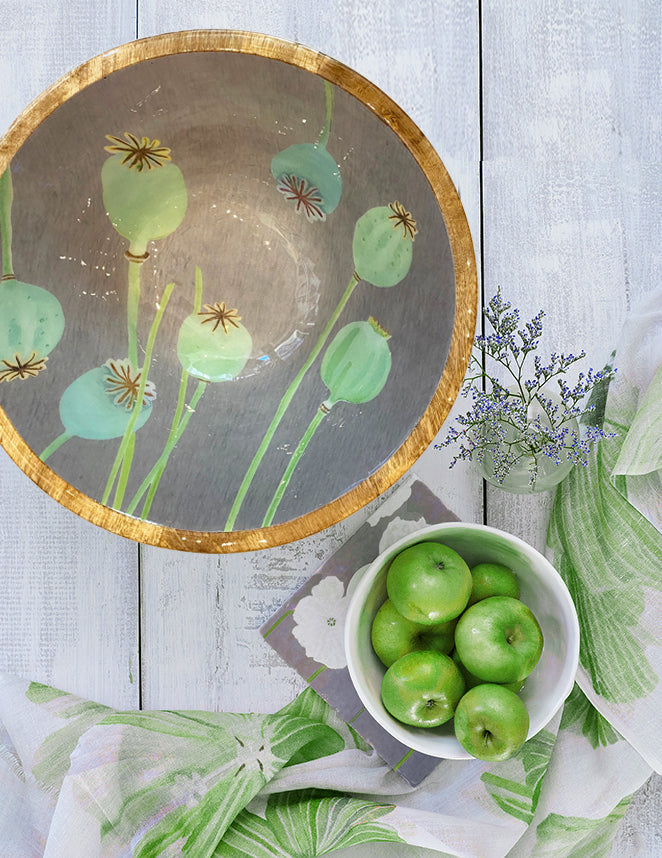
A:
[344, 522, 580, 759]
[0, 30, 476, 552]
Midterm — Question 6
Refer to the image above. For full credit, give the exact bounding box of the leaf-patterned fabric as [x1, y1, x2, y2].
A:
[548, 287, 662, 770]
[0, 675, 652, 857]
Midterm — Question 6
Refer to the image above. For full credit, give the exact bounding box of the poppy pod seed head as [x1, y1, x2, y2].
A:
[59, 364, 153, 440]
[0, 279, 64, 380]
[102, 133, 188, 253]
[321, 317, 392, 406]
[271, 143, 342, 221]
[352, 201, 417, 288]
[177, 302, 253, 383]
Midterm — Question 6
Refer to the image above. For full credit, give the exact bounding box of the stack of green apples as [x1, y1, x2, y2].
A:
[370, 541, 544, 761]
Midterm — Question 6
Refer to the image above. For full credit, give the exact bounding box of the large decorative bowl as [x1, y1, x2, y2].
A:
[0, 31, 476, 552]
[344, 522, 580, 759]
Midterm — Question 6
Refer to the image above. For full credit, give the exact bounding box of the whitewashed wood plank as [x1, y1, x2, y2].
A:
[482, 2, 662, 850]
[611, 772, 662, 857]
[481, 160, 661, 549]
[136, 0, 482, 715]
[0, 0, 137, 136]
[0, 0, 139, 708]
[481, 2, 662, 546]
[140, 521, 351, 712]
[482, 0, 661, 161]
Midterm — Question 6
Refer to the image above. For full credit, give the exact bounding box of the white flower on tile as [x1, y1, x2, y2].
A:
[292, 576, 351, 669]
[378, 516, 427, 553]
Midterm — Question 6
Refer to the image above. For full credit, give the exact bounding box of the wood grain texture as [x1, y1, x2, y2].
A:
[0, 0, 139, 708]
[482, 0, 661, 161]
[480, 4, 662, 547]
[0, 0, 136, 137]
[0, 0, 659, 852]
[481, 4, 662, 850]
[0, 456, 139, 707]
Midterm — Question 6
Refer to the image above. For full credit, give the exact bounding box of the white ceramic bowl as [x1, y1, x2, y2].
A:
[344, 522, 580, 759]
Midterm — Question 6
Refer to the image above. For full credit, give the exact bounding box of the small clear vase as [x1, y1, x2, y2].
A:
[474, 391, 579, 494]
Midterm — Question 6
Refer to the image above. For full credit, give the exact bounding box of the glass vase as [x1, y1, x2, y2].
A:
[474, 391, 579, 494]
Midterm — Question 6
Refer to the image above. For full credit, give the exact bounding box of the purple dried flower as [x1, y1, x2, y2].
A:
[435, 288, 617, 488]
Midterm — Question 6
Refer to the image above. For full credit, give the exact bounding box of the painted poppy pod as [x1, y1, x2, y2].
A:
[0, 169, 65, 382]
[271, 79, 341, 222]
[321, 317, 392, 407]
[0, 279, 65, 381]
[260, 318, 393, 528]
[271, 143, 342, 221]
[58, 361, 154, 441]
[176, 302, 253, 383]
[352, 202, 417, 288]
[101, 133, 188, 255]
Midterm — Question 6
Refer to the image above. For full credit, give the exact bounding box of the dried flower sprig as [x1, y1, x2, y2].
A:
[436, 289, 616, 488]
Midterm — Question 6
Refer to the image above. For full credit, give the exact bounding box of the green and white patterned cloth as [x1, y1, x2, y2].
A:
[1, 290, 660, 857]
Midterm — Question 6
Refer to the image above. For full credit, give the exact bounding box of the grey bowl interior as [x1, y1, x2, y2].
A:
[0, 49, 458, 535]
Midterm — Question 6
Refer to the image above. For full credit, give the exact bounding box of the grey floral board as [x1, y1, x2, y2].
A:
[261, 474, 459, 786]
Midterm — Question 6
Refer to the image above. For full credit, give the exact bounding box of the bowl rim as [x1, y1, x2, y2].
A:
[0, 30, 477, 553]
[344, 521, 580, 759]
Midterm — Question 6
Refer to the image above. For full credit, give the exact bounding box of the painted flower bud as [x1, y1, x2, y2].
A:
[321, 317, 392, 406]
[0, 279, 64, 380]
[271, 143, 342, 221]
[177, 301, 252, 383]
[59, 361, 154, 440]
[352, 201, 417, 287]
[102, 133, 188, 253]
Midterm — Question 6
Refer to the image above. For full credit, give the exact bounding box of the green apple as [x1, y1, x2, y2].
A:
[468, 562, 520, 606]
[371, 600, 457, 667]
[386, 542, 472, 626]
[380, 651, 466, 727]
[452, 650, 525, 693]
[454, 596, 544, 684]
[454, 683, 530, 761]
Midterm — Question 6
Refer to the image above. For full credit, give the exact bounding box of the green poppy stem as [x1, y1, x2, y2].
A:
[114, 433, 136, 508]
[39, 431, 73, 462]
[126, 379, 207, 520]
[318, 80, 334, 149]
[126, 252, 144, 371]
[0, 168, 14, 279]
[166, 369, 191, 451]
[192, 264, 204, 314]
[224, 273, 359, 531]
[125, 265, 205, 517]
[125, 368, 190, 516]
[261, 405, 327, 527]
[102, 281, 175, 507]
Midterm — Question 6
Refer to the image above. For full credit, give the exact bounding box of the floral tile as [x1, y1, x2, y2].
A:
[260, 474, 459, 786]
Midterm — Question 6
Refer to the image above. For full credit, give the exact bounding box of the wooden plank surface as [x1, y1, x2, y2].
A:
[0, 0, 660, 852]
[482, 1, 662, 555]
[481, 2, 662, 851]
[0, 0, 139, 709]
